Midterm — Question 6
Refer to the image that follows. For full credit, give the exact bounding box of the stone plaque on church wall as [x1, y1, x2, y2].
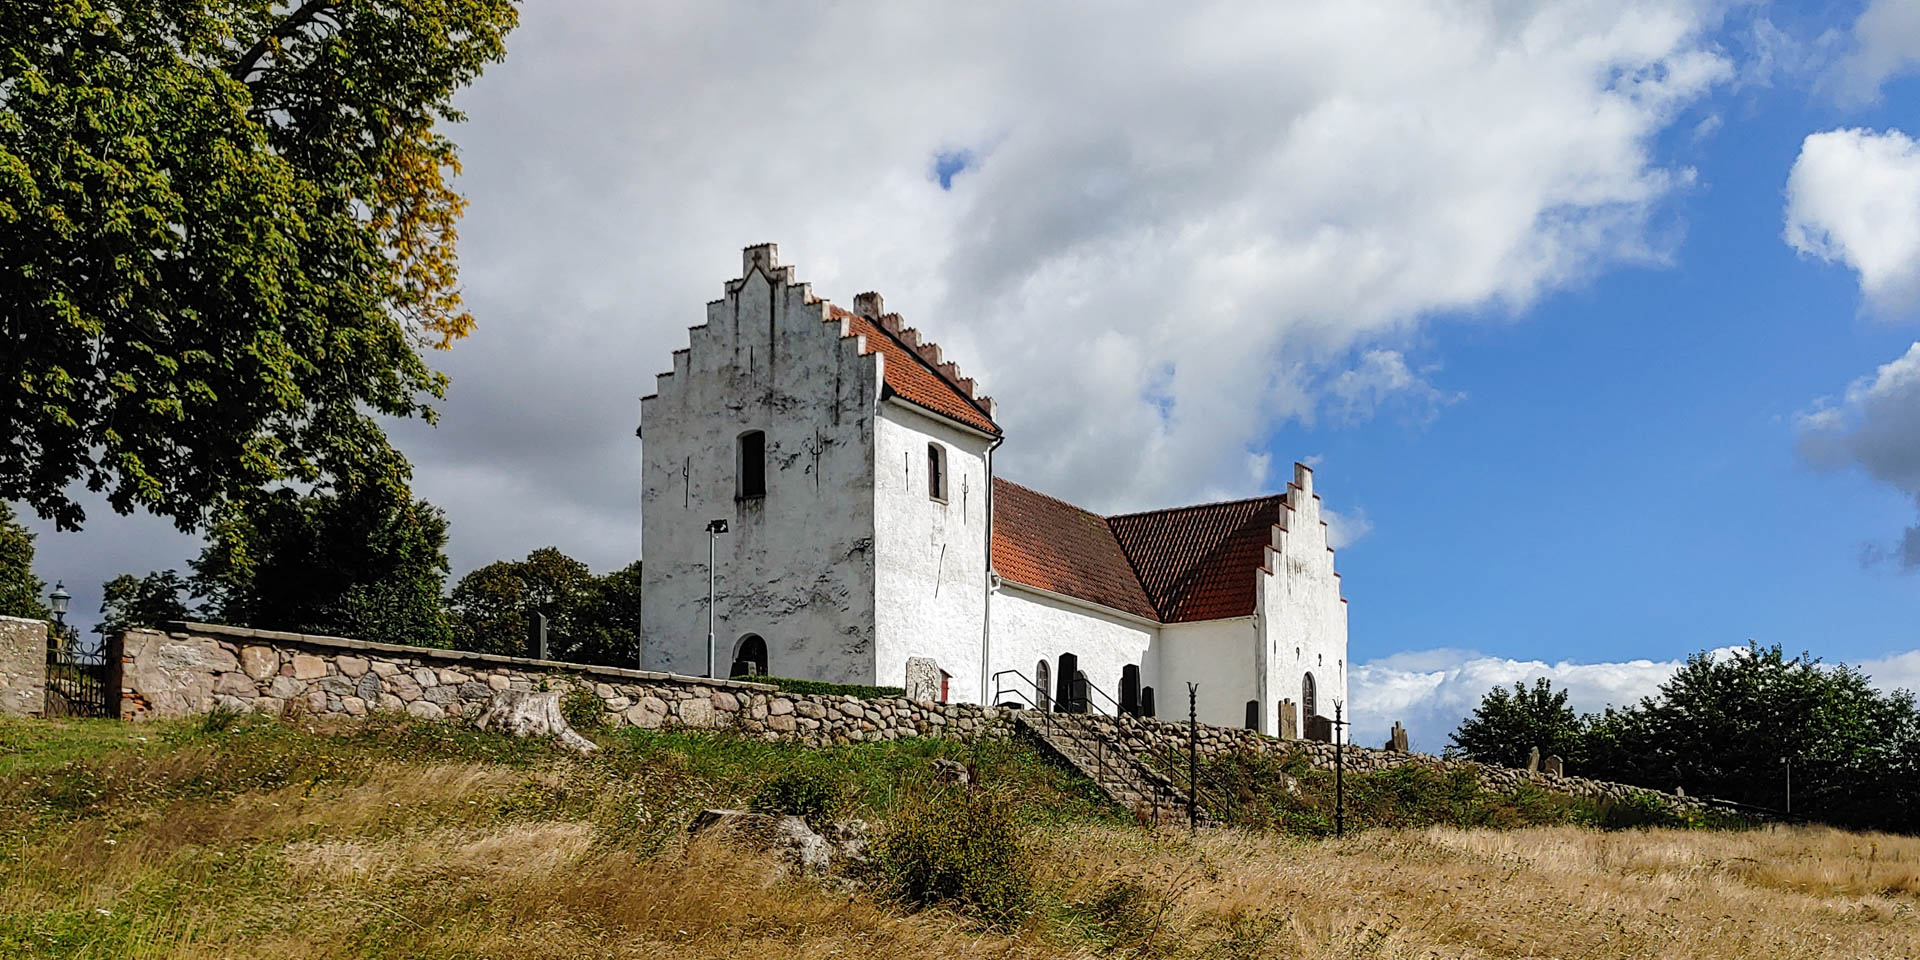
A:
[904, 657, 940, 702]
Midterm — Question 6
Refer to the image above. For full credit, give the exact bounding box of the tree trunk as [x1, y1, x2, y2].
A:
[473, 689, 599, 755]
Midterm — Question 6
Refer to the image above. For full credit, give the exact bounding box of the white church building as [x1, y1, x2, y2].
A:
[639, 245, 1348, 733]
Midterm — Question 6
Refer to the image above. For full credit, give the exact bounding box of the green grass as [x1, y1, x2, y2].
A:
[734, 674, 908, 699]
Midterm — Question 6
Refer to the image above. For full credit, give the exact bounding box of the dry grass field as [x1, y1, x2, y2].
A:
[2, 715, 1914, 959]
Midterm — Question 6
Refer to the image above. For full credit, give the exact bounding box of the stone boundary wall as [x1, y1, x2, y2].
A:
[1, 616, 48, 716]
[119, 622, 1008, 746]
[115, 621, 1748, 819]
[1076, 712, 1754, 819]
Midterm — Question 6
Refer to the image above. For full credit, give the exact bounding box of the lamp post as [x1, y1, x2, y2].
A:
[48, 581, 70, 648]
[705, 519, 728, 678]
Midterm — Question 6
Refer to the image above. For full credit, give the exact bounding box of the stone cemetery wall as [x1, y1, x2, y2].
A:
[0, 616, 48, 716]
[1077, 712, 1740, 819]
[118, 622, 1008, 746]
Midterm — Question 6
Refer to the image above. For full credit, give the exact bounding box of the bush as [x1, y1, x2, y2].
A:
[873, 785, 1036, 928]
[751, 762, 849, 824]
[740, 675, 906, 699]
[1585, 792, 1688, 831]
[560, 682, 605, 731]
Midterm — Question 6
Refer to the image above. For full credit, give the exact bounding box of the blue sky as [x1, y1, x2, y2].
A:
[21, 1, 1920, 750]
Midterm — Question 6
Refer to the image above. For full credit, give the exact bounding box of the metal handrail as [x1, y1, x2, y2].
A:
[993, 668, 1233, 824]
[990, 670, 1176, 820]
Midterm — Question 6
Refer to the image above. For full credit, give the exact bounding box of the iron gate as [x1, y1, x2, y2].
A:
[45, 641, 115, 718]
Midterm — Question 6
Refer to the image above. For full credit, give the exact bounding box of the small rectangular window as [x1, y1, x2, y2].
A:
[738, 431, 766, 499]
[927, 443, 947, 502]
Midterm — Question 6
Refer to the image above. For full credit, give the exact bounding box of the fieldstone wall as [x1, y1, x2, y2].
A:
[1077, 712, 1746, 819]
[119, 622, 1010, 746]
[0, 616, 48, 716]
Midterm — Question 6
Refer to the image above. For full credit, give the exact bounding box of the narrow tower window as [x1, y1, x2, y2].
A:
[737, 430, 766, 499]
[1303, 672, 1318, 720]
[927, 443, 948, 502]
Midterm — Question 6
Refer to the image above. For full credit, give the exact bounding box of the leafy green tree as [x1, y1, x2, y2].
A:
[96, 570, 194, 635]
[568, 561, 643, 667]
[0, 502, 50, 620]
[1585, 643, 1914, 830]
[448, 551, 641, 666]
[1447, 678, 1589, 769]
[1, 0, 517, 531]
[191, 485, 452, 648]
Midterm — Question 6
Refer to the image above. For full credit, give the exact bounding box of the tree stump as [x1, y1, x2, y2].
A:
[474, 689, 599, 755]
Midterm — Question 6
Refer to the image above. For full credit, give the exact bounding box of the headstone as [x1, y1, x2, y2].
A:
[1386, 721, 1410, 753]
[1140, 686, 1156, 718]
[525, 612, 549, 660]
[1119, 664, 1141, 716]
[1244, 699, 1261, 730]
[1674, 785, 1685, 798]
[1526, 746, 1541, 774]
[1070, 670, 1091, 714]
[904, 657, 941, 702]
[1543, 755, 1563, 777]
[1278, 698, 1299, 739]
[1304, 714, 1334, 742]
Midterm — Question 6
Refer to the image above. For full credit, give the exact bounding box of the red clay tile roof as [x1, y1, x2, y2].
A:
[828, 305, 999, 434]
[1108, 495, 1286, 622]
[991, 479, 1159, 620]
[991, 479, 1287, 623]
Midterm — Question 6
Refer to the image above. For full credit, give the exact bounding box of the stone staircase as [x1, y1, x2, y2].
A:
[1015, 711, 1197, 824]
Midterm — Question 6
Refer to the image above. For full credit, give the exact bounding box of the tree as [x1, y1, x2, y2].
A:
[1, 0, 518, 531]
[448, 551, 642, 667]
[96, 570, 194, 635]
[1447, 678, 1588, 769]
[0, 502, 50, 620]
[191, 485, 452, 648]
[1585, 643, 1914, 829]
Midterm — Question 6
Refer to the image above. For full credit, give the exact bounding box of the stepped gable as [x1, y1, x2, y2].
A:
[991, 479, 1158, 621]
[824, 291, 998, 435]
[1107, 494, 1287, 623]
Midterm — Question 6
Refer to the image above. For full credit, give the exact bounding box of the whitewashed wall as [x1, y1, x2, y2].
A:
[1258, 463, 1350, 735]
[641, 246, 882, 684]
[1153, 616, 1259, 728]
[872, 402, 992, 698]
[988, 583, 1156, 711]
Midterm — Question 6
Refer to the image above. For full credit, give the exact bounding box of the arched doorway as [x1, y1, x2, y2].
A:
[731, 634, 768, 678]
[1302, 671, 1318, 720]
[1034, 659, 1051, 711]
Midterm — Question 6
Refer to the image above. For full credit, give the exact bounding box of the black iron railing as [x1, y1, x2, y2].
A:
[992, 668, 1236, 825]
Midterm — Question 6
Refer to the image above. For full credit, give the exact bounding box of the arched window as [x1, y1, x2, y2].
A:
[737, 431, 766, 499]
[927, 443, 948, 502]
[1302, 672, 1318, 720]
[731, 634, 768, 677]
[1034, 659, 1051, 711]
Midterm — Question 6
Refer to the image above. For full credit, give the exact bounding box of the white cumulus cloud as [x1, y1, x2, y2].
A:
[1350, 644, 1920, 754]
[1836, 0, 1920, 102]
[1797, 341, 1920, 568]
[1783, 127, 1920, 318]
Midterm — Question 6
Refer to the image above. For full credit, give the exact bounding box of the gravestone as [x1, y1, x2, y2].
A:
[1278, 698, 1299, 739]
[1526, 746, 1541, 774]
[1544, 755, 1563, 777]
[1385, 721, 1410, 753]
[1244, 699, 1261, 730]
[904, 657, 941, 703]
[1140, 686, 1156, 718]
[1305, 714, 1334, 743]
[1070, 670, 1091, 714]
[525, 612, 549, 660]
[1119, 664, 1141, 716]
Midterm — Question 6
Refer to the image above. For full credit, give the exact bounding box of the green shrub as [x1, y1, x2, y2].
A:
[751, 762, 849, 824]
[873, 785, 1035, 928]
[739, 674, 906, 699]
[560, 682, 605, 731]
[198, 705, 244, 734]
[1585, 792, 1687, 830]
